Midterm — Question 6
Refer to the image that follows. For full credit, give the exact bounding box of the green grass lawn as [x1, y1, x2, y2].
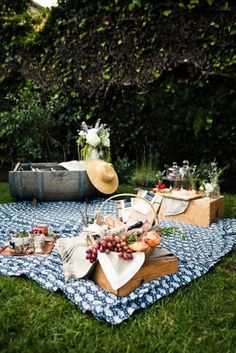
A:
[0, 183, 235, 353]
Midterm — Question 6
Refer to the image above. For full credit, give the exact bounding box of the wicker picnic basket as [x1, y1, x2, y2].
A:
[91, 194, 178, 296]
[94, 193, 159, 227]
[94, 193, 160, 257]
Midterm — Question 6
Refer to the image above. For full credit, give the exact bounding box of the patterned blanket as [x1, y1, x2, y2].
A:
[0, 200, 235, 324]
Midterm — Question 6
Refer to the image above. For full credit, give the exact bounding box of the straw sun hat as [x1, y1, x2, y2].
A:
[86, 159, 119, 194]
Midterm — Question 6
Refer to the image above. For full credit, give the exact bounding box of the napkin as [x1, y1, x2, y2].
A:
[163, 198, 189, 216]
[97, 251, 145, 290]
[147, 247, 175, 259]
[55, 234, 95, 280]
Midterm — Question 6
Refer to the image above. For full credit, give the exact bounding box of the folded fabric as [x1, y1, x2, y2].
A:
[163, 198, 189, 216]
[55, 234, 95, 280]
[58, 160, 86, 171]
[148, 248, 175, 259]
[97, 251, 145, 290]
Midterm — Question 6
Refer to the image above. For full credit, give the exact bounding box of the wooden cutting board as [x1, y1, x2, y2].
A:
[0, 239, 57, 256]
[92, 249, 178, 296]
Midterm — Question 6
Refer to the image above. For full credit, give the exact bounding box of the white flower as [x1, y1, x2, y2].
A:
[78, 130, 86, 138]
[99, 129, 110, 147]
[86, 129, 100, 147]
[199, 185, 205, 192]
[204, 183, 214, 193]
[103, 136, 110, 147]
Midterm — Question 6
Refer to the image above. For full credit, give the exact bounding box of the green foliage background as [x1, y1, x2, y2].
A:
[0, 0, 235, 179]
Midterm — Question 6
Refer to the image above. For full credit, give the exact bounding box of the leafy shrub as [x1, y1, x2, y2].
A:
[132, 153, 159, 188]
[0, 0, 235, 182]
[0, 80, 82, 167]
[114, 156, 135, 185]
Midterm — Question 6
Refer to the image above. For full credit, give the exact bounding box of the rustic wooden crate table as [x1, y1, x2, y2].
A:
[158, 195, 224, 227]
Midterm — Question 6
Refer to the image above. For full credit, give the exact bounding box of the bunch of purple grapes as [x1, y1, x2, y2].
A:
[86, 234, 134, 263]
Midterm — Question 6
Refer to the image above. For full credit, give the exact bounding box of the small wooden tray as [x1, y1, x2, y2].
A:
[92, 252, 178, 296]
[156, 190, 202, 201]
[0, 239, 57, 256]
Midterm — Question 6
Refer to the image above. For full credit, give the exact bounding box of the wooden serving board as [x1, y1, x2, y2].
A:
[92, 251, 178, 296]
[156, 190, 202, 201]
[0, 239, 57, 256]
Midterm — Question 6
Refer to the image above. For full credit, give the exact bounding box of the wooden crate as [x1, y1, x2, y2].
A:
[92, 254, 178, 296]
[159, 196, 224, 227]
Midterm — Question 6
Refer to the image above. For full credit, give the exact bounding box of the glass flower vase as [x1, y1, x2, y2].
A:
[210, 178, 220, 198]
[78, 145, 104, 160]
[88, 148, 100, 159]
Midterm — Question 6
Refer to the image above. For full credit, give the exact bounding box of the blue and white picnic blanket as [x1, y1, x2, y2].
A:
[0, 200, 235, 324]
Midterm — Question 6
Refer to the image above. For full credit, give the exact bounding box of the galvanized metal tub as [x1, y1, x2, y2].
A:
[8, 162, 101, 201]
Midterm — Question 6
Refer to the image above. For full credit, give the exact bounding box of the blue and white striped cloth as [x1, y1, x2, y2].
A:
[0, 200, 235, 324]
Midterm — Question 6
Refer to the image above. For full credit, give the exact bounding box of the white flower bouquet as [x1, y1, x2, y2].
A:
[77, 119, 111, 161]
[196, 161, 227, 198]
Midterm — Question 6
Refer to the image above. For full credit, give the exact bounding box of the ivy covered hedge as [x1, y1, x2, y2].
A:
[0, 0, 235, 179]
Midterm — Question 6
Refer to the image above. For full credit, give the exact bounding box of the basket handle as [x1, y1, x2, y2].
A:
[95, 193, 159, 226]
